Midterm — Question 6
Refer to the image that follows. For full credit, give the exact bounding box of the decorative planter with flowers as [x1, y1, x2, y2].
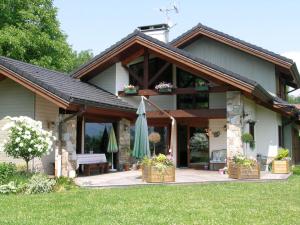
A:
[195, 79, 209, 91]
[272, 148, 291, 174]
[155, 82, 173, 93]
[141, 154, 175, 183]
[124, 84, 138, 95]
[228, 154, 260, 179]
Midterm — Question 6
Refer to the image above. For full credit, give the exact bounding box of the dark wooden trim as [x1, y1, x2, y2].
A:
[149, 62, 171, 86]
[147, 109, 226, 119]
[84, 107, 136, 120]
[122, 65, 143, 86]
[143, 49, 149, 89]
[172, 28, 292, 69]
[118, 86, 233, 96]
[0, 74, 6, 81]
[121, 48, 144, 65]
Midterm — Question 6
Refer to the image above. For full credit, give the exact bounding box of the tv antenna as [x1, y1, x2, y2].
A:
[158, 1, 180, 28]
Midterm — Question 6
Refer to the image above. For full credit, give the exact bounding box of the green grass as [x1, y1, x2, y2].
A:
[1, 173, 300, 225]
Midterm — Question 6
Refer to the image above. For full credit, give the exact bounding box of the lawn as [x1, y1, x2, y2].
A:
[1, 175, 300, 225]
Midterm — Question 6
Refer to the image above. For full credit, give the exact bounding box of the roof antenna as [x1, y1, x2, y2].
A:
[157, 1, 180, 28]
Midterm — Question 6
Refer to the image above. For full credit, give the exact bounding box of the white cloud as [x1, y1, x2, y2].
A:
[282, 51, 300, 97]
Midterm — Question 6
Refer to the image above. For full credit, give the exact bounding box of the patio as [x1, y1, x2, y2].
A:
[75, 169, 291, 188]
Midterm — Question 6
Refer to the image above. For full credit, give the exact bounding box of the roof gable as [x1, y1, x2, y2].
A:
[0, 56, 135, 111]
[170, 23, 300, 87]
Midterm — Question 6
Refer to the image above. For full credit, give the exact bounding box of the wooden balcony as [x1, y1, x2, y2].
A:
[118, 86, 234, 97]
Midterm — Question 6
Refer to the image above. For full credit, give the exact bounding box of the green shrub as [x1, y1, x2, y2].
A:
[25, 174, 56, 194]
[293, 166, 300, 175]
[0, 163, 17, 184]
[54, 176, 77, 192]
[275, 148, 289, 160]
[0, 181, 17, 194]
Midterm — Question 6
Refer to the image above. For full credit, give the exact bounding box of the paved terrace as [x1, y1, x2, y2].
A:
[75, 169, 291, 188]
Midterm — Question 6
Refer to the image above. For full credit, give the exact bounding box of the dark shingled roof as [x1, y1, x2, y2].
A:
[0, 56, 135, 111]
[72, 30, 266, 94]
[170, 23, 294, 64]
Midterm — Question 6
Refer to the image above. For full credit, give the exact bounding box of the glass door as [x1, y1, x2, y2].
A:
[188, 127, 209, 169]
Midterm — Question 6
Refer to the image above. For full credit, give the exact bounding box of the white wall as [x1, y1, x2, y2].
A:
[184, 37, 276, 94]
[0, 79, 59, 174]
[89, 64, 116, 94]
[34, 95, 59, 174]
[209, 93, 226, 109]
[209, 119, 227, 156]
[242, 96, 281, 158]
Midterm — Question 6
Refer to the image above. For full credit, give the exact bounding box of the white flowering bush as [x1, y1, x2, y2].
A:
[2, 116, 55, 172]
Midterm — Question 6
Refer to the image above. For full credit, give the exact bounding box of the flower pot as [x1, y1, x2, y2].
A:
[272, 160, 290, 174]
[144, 166, 175, 183]
[124, 88, 138, 95]
[123, 163, 130, 171]
[195, 86, 209, 91]
[228, 162, 260, 179]
[157, 88, 172, 93]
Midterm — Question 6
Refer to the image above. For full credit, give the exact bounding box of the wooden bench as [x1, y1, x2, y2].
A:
[76, 154, 108, 176]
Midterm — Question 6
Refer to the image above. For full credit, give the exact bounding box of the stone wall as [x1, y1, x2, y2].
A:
[226, 91, 243, 157]
[118, 119, 131, 166]
[59, 115, 77, 177]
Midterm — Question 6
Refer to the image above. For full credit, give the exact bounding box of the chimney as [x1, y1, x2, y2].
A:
[138, 24, 169, 43]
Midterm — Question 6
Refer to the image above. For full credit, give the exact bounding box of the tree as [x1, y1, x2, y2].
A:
[288, 95, 300, 104]
[2, 116, 55, 172]
[0, 0, 93, 72]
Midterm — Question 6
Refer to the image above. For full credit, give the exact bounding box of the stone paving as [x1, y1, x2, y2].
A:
[75, 169, 291, 188]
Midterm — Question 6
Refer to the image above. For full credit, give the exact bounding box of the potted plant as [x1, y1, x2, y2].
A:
[141, 154, 175, 183]
[228, 154, 260, 179]
[123, 148, 132, 171]
[124, 84, 138, 94]
[195, 79, 208, 91]
[155, 82, 173, 93]
[241, 133, 255, 156]
[272, 148, 291, 174]
[148, 132, 161, 156]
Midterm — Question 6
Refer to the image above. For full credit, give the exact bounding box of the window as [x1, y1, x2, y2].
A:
[84, 122, 113, 154]
[176, 68, 209, 109]
[129, 58, 172, 88]
[249, 122, 255, 140]
[130, 125, 169, 155]
[278, 125, 283, 147]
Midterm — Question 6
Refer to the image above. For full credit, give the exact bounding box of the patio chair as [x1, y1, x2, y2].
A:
[209, 149, 227, 170]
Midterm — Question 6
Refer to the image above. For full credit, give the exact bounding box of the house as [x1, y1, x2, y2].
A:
[0, 23, 299, 177]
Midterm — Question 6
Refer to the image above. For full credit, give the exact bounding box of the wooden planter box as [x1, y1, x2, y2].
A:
[228, 162, 260, 179]
[272, 160, 290, 174]
[157, 88, 172, 93]
[143, 166, 175, 183]
[124, 88, 138, 95]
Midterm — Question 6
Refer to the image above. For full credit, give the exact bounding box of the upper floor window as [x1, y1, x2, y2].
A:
[177, 68, 209, 109]
[129, 58, 172, 89]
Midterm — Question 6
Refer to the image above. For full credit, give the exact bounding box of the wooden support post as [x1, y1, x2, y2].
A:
[149, 62, 171, 86]
[143, 50, 149, 89]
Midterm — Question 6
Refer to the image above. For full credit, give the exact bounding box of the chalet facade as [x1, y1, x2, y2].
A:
[0, 23, 299, 177]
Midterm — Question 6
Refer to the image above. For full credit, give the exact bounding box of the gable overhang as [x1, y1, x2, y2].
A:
[171, 27, 300, 88]
[0, 65, 136, 118]
[0, 65, 70, 109]
[72, 33, 299, 118]
[73, 35, 255, 93]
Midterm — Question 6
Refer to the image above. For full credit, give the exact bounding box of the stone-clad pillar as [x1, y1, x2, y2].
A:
[226, 91, 243, 158]
[118, 119, 131, 166]
[59, 115, 77, 177]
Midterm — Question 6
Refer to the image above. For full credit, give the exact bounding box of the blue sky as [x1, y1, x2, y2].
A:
[54, 0, 300, 95]
[54, 0, 300, 54]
